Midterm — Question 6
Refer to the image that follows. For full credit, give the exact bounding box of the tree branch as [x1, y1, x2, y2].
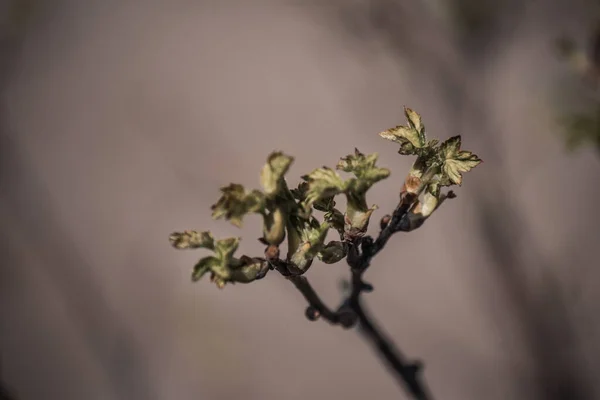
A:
[286, 190, 434, 400]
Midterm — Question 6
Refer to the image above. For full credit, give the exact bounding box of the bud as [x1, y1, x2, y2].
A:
[380, 214, 391, 230]
[305, 306, 320, 321]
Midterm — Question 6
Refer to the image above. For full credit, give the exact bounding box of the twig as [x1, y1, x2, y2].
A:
[353, 296, 430, 400]
[286, 191, 434, 400]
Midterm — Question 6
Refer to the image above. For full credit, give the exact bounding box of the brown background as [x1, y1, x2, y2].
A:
[1, 1, 600, 399]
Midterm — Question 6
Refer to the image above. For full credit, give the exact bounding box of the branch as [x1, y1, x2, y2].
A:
[169, 109, 480, 398]
[353, 295, 430, 400]
[288, 190, 435, 400]
[287, 275, 355, 327]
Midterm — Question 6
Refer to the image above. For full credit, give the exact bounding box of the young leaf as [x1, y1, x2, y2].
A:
[192, 256, 219, 281]
[260, 152, 294, 195]
[438, 136, 482, 186]
[169, 230, 215, 250]
[404, 107, 426, 145]
[211, 183, 266, 227]
[379, 107, 428, 153]
[289, 222, 330, 271]
[229, 257, 270, 283]
[337, 149, 390, 195]
[214, 237, 240, 261]
[301, 167, 347, 208]
[182, 236, 270, 287]
[379, 126, 422, 153]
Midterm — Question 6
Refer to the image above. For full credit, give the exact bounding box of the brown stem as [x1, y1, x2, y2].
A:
[285, 190, 435, 400]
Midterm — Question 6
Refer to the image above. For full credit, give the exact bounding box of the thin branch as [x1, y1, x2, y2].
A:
[287, 275, 354, 327]
[353, 296, 430, 400]
[285, 190, 435, 400]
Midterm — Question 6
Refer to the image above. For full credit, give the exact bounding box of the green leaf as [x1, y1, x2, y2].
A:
[211, 183, 265, 227]
[337, 148, 390, 182]
[337, 149, 390, 194]
[260, 152, 294, 195]
[404, 107, 425, 135]
[379, 126, 422, 151]
[214, 237, 240, 261]
[301, 167, 347, 208]
[379, 107, 427, 151]
[300, 221, 330, 244]
[171, 231, 269, 287]
[192, 256, 219, 282]
[229, 257, 269, 283]
[169, 230, 215, 250]
[289, 222, 330, 271]
[438, 136, 482, 186]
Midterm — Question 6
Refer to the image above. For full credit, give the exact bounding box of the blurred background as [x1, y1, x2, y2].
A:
[1, 0, 600, 399]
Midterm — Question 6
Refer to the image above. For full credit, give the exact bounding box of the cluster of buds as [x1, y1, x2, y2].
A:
[169, 108, 481, 288]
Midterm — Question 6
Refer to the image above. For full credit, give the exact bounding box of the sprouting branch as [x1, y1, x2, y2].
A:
[290, 190, 435, 399]
[168, 107, 481, 400]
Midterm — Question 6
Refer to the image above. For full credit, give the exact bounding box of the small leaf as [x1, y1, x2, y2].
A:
[289, 222, 330, 271]
[301, 167, 347, 207]
[260, 152, 294, 195]
[379, 107, 428, 150]
[230, 258, 270, 283]
[169, 230, 215, 250]
[404, 107, 424, 137]
[211, 183, 265, 227]
[438, 136, 482, 186]
[214, 237, 240, 261]
[336, 149, 391, 186]
[192, 256, 219, 281]
[379, 126, 423, 150]
[172, 232, 268, 287]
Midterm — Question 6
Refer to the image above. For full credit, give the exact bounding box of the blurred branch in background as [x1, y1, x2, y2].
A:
[2, 1, 156, 399]
[0, 1, 36, 398]
[555, 21, 600, 154]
